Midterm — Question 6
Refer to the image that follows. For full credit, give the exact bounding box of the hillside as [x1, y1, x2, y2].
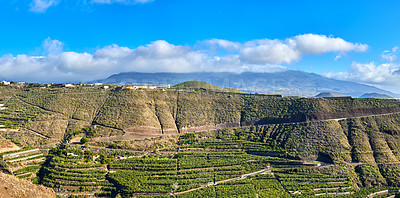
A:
[93, 71, 399, 97]
[213, 112, 400, 189]
[315, 92, 347, 97]
[2, 86, 400, 146]
[37, 119, 400, 197]
[0, 172, 55, 198]
[173, 80, 243, 93]
[2, 85, 400, 196]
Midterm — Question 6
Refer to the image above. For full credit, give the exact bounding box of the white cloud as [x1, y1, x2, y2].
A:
[239, 34, 368, 64]
[134, 0, 153, 3]
[292, 34, 368, 54]
[42, 37, 64, 55]
[203, 39, 240, 51]
[240, 39, 301, 64]
[28, 0, 152, 13]
[0, 34, 367, 83]
[29, 0, 58, 13]
[0, 40, 287, 83]
[380, 46, 398, 62]
[326, 62, 399, 83]
[325, 62, 400, 92]
[91, 0, 153, 4]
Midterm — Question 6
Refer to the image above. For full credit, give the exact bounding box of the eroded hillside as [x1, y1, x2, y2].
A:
[2, 86, 400, 146]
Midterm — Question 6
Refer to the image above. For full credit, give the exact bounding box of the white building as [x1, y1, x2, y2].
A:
[64, 84, 75, 88]
[1, 81, 10, 85]
[93, 155, 100, 160]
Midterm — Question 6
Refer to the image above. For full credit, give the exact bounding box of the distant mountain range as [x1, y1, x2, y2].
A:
[360, 93, 393, 98]
[92, 70, 399, 97]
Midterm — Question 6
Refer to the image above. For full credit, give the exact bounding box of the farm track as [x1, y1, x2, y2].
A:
[313, 186, 352, 191]
[6, 153, 44, 163]
[14, 95, 63, 116]
[366, 189, 400, 198]
[23, 128, 52, 139]
[314, 191, 352, 196]
[172, 169, 270, 195]
[326, 112, 400, 122]
[56, 192, 95, 196]
[99, 111, 400, 142]
[177, 165, 242, 172]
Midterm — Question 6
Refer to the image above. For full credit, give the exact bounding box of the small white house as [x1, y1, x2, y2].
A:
[102, 85, 109, 89]
[94, 83, 103, 86]
[64, 84, 75, 88]
[1, 81, 10, 85]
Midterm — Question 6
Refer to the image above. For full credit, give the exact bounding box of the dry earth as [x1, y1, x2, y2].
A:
[0, 172, 55, 198]
[0, 138, 20, 153]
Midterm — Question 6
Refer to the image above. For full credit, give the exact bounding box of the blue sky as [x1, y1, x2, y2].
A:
[1, 0, 400, 92]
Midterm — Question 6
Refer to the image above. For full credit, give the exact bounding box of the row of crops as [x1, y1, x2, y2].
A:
[173, 174, 291, 198]
[275, 168, 353, 197]
[0, 96, 51, 129]
[0, 147, 47, 182]
[108, 157, 178, 196]
[41, 151, 113, 197]
[21, 130, 400, 197]
[103, 134, 310, 197]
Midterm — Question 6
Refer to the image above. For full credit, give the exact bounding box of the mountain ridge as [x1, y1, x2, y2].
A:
[360, 92, 393, 98]
[92, 70, 398, 97]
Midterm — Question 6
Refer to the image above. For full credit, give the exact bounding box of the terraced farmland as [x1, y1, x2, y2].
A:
[100, 133, 321, 197]
[3, 129, 400, 197]
[40, 149, 113, 197]
[0, 147, 47, 182]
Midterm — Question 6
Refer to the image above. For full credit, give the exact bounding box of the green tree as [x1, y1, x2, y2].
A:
[81, 137, 89, 144]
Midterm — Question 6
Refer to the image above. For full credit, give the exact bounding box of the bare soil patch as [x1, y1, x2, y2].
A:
[0, 138, 20, 153]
